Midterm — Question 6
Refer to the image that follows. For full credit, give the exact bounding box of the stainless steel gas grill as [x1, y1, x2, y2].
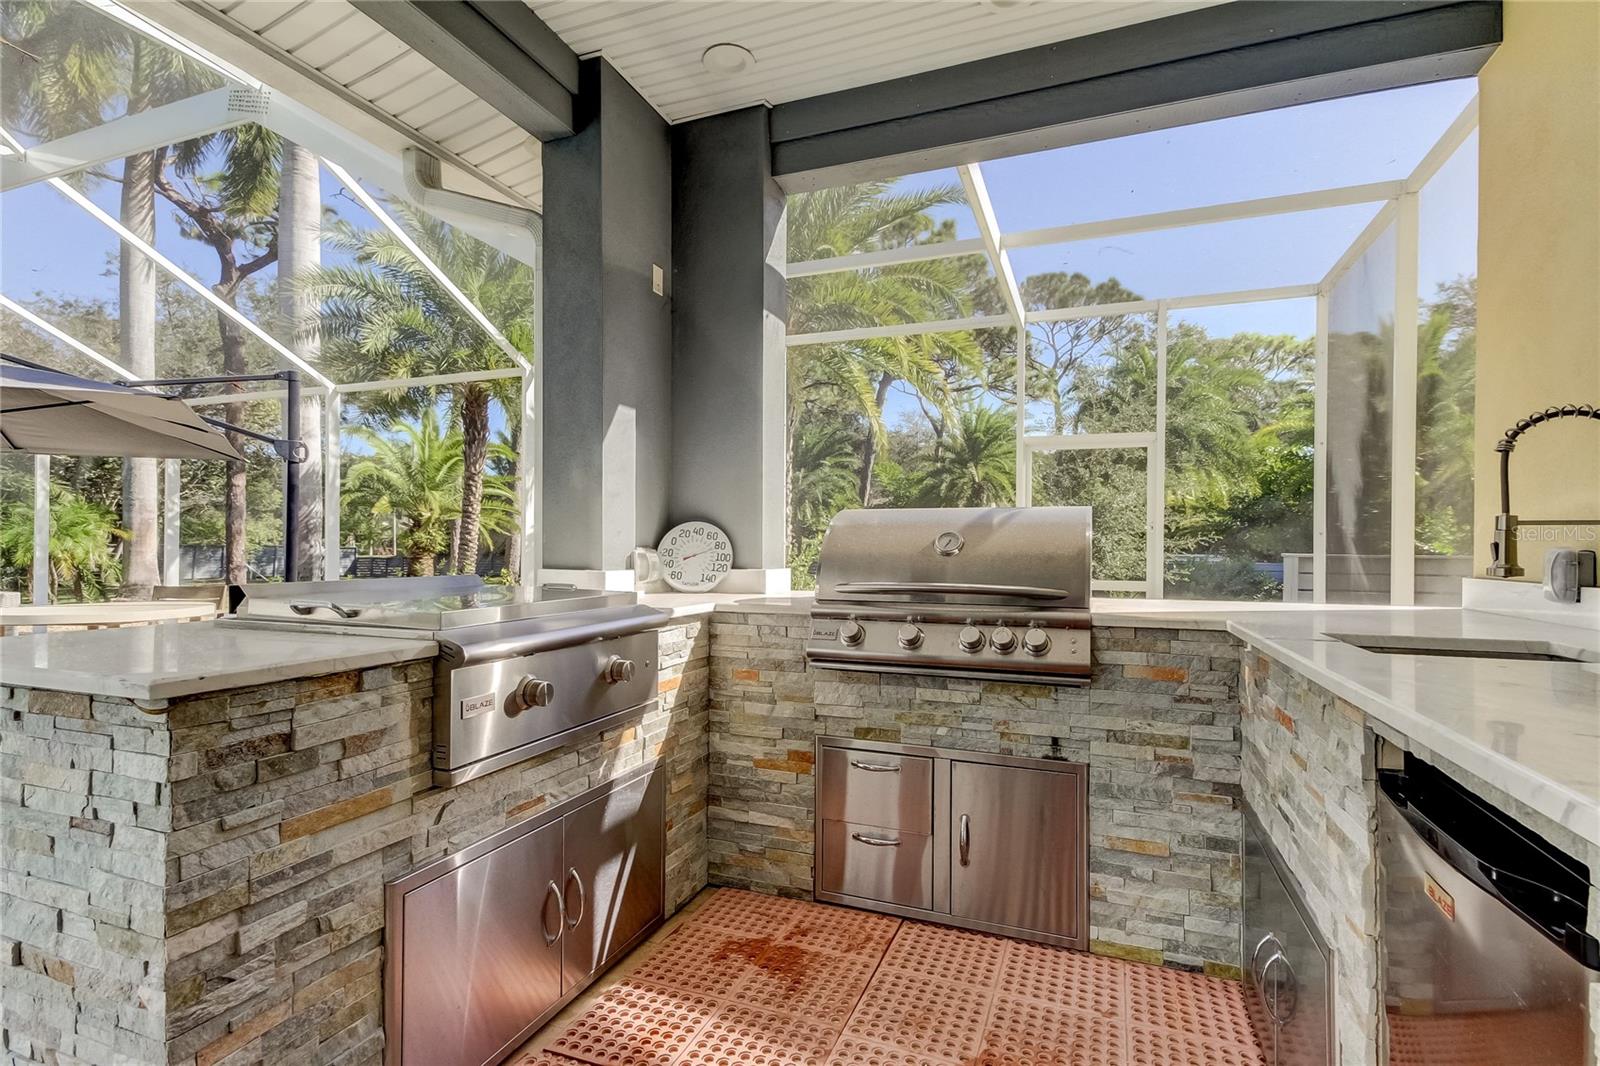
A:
[806, 507, 1093, 685]
[225, 576, 667, 786]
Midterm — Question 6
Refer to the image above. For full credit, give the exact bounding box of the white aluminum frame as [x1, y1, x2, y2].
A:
[1, 0, 545, 600]
[780, 95, 1480, 602]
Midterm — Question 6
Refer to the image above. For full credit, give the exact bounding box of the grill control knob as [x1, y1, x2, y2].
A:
[839, 620, 866, 647]
[897, 624, 924, 650]
[958, 626, 986, 653]
[989, 626, 1018, 654]
[603, 656, 636, 683]
[1023, 627, 1052, 657]
[512, 676, 555, 710]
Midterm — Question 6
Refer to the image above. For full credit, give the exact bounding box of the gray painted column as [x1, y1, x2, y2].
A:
[541, 59, 673, 572]
[669, 107, 788, 572]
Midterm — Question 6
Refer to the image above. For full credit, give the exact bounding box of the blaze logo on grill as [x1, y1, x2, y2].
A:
[460, 691, 498, 719]
[1425, 872, 1456, 921]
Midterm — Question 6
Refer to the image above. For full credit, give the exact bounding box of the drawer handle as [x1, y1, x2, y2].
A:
[959, 813, 971, 866]
[849, 760, 901, 773]
[565, 867, 585, 930]
[542, 880, 565, 944]
[850, 832, 902, 847]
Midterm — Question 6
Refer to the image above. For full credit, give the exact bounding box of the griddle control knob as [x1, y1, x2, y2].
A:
[1023, 628, 1052, 657]
[897, 624, 924, 650]
[603, 656, 636, 684]
[989, 626, 1018, 654]
[513, 676, 556, 710]
[839, 620, 866, 647]
[958, 626, 986, 653]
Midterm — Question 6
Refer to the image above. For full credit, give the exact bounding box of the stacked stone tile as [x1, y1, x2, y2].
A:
[706, 608, 1247, 977]
[1239, 646, 1379, 1066]
[0, 620, 708, 1066]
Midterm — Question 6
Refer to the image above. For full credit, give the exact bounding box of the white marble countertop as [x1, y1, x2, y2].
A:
[0, 622, 436, 704]
[0, 599, 219, 628]
[1227, 608, 1600, 848]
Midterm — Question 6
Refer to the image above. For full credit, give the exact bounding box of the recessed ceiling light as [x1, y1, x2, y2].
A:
[702, 42, 755, 75]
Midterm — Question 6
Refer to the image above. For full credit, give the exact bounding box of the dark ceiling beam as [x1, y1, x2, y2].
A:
[352, 0, 577, 140]
[770, 0, 1501, 188]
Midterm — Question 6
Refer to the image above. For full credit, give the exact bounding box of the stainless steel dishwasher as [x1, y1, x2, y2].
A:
[1377, 745, 1599, 1065]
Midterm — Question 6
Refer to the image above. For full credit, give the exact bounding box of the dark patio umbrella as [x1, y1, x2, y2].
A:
[0, 359, 243, 461]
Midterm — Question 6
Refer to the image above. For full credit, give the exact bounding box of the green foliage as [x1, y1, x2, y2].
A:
[343, 411, 463, 576]
[304, 200, 533, 574]
[0, 485, 126, 601]
[916, 406, 1015, 507]
[785, 182, 1478, 602]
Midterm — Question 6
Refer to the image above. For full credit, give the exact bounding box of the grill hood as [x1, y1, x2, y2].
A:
[814, 506, 1091, 610]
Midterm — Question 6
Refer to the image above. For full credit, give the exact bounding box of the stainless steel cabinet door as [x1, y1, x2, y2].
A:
[399, 820, 565, 1066]
[949, 760, 1087, 944]
[561, 769, 665, 988]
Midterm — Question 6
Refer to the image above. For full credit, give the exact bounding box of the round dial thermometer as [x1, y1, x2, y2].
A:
[658, 521, 733, 592]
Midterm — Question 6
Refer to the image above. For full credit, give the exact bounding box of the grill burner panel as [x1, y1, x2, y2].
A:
[807, 507, 1093, 686]
[225, 576, 668, 786]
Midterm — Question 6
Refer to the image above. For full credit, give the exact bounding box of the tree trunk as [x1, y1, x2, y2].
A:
[448, 518, 461, 575]
[856, 375, 895, 505]
[457, 386, 491, 577]
[409, 546, 435, 577]
[220, 312, 250, 585]
[278, 141, 323, 579]
[120, 147, 160, 590]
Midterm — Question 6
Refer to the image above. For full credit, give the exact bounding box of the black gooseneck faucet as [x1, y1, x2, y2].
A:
[1486, 403, 1600, 577]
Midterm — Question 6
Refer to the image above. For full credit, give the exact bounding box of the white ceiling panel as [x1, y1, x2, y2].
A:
[528, 0, 1221, 123]
[172, 0, 543, 208]
[149, 0, 1220, 212]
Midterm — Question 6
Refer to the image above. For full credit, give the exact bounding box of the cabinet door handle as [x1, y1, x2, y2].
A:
[849, 760, 901, 773]
[542, 879, 565, 944]
[959, 814, 971, 866]
[1260, 950, 1298, 1025]
[565, 867, 585, 929]
[851, 832, 901, 847]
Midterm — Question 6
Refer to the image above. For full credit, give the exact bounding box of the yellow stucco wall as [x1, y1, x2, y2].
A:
[1473, 0, 1600, 576]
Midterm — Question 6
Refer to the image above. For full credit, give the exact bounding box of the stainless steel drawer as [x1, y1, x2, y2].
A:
[817, 746, 933, 832]
[819, 819, 933, 910]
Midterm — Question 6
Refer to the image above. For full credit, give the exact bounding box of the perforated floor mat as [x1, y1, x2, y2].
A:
[527, 888, 1266, 1066]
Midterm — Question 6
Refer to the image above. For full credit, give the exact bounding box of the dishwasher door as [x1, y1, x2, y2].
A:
[1378, 751, 1598, 1065]
[1243, 806, 1333, 1066]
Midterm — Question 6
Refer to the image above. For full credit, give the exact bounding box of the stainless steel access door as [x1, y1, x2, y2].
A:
[397, 819, 565, 1066]
[560, 770, 666, 989]
[949, 759, 1087, 944]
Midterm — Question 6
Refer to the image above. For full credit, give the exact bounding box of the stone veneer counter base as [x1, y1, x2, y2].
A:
[706, 606, 1249, 978]
[0, 621, 709, 1066]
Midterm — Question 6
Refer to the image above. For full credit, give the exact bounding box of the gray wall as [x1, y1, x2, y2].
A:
[670, 107, 788, 570]
[542, 59, 673, 570]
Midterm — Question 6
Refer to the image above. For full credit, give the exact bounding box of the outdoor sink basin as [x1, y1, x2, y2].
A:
[1332, 633, 1596, 664]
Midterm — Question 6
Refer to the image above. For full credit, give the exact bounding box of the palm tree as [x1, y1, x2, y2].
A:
[0, 487, 127, 601]
[918, 406, 1015, 507]
[343, 412, 463, 577]
[278, 140, 324, 578]
[789, 420, 860, 545]
[304, 202, 533, 575]
[786, 180, 981, 502]
[2, 1, 219, 589]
